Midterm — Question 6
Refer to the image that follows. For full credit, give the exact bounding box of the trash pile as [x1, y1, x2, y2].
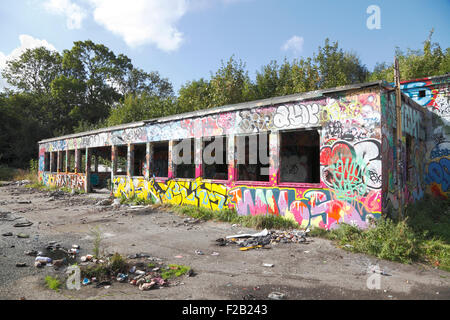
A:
[79, 253, 194, 291]
[216, 228, 310, 251]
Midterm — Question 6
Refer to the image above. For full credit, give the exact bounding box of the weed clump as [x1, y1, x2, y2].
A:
[161, 265, 191, 280]
[45, 275, 62, 291]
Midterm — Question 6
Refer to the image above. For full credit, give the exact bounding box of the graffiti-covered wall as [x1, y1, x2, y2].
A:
[100, 89, 383, 230]
[400, 75, 450, 200]
[39, 86, 389, 229]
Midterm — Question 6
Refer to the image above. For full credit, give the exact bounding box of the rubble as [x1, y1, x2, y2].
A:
[217, 228, 310, 251]
[268, 292, 285, 300]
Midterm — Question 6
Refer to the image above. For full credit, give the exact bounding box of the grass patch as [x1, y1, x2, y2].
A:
[161, 264, 191, 280]
[0, 165, 19, 181]
[170, 205, 299, 230]
[310, 215, 450, 271]
[81, 253, 129, 280]
[120, 193, 156, 206]
[45, 275, 62, 291]
[90, 227, 103, 259]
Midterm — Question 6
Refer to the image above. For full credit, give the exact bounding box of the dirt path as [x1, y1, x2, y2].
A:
[0, 183, 449, 300]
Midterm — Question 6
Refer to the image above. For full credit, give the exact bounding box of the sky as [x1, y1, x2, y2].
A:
[0, 0, 449, 94]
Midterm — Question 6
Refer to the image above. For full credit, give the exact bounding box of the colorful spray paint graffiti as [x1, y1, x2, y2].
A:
[401, 77, 450, 120]
[40, 172, 86, 190]
[39, 80, 450, 229]
[113, 177, 229, 211]
[228, 186, 380, 230]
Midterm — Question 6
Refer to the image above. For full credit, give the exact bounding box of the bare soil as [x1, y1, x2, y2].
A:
[0, 183, 449, 300]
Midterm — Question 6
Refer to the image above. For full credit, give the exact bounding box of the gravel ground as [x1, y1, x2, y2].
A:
[0, 182, 449, 300]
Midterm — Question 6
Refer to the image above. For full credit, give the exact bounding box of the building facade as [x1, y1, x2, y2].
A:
[37, 79, 448, 230]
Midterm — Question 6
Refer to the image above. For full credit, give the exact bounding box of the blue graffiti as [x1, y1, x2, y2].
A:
[401, 82, 432, 107]
[424, 158, 450, 192]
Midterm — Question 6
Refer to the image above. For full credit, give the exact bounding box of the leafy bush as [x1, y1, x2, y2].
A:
[45, 276, 62, 291]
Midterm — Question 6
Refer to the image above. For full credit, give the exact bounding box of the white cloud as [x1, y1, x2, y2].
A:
[86, 0, 188, 51]
[0, 35, 58, 91]
[282, 35, 304, 54]
[44, 0, 87, 29]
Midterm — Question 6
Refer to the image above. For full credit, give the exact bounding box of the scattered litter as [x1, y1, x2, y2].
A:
[195, 250, 204, 255]
[174, 255, 183, 259]
[14, 221, 33, 227]
[262, 263, 274, 268]
[82, 278, 91, 286]
[243, 294, 256, 300]
[95, 281, 111, 288]
[268, 292, 285, 300]
[17, 233, 29, 238]
[304, 251, 310, 253]
[15, 263, 27, 267]
[226, 229, 269, 239]
[211, 252, 220, 256]
[127, 253, 151, 259]
[219, 229, 309, 251]
[116, 273, 128, 282]
[96, 199, 112, 206]
[24, 250, 38, 256]
[2, 232, 13, 237]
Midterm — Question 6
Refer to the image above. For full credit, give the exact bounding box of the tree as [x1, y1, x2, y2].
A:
[177, 78, 211, 112]
[209, 55, 254, 108]
[106, 93, 178, 126]
[369, 29, 450, 82]
[1, 47, 62, 94]
[314, 38, 369, 89]
[115, 67, 174, 98]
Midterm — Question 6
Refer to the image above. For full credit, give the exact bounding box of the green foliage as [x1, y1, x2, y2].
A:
[81, 253, 129, 280]
[45, 275, 62, 291]
[209, 55, 255, 108]
[106, 93, 178, 126]
[404, 195, 450, 243]
[0, 165, 18, 180]
[161, 264, 191, 280]
[312, 211, 450, 271]
[370, 29, 450, 81]
[177, 78, 211, 112]
[1, 46, 62, 94]
[90, 226, 103, 259]
[171, 205, 298, 230]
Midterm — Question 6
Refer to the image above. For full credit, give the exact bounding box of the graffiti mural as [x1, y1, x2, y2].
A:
[40, 172, 86, 190]
[113, 177, 229, 211]
[228, 186, 379, 230]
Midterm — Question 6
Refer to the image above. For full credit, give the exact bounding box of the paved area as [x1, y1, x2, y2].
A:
[0, 183, 449, 300]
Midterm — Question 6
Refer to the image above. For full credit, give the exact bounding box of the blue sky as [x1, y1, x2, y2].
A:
[0, 0, 449, 93]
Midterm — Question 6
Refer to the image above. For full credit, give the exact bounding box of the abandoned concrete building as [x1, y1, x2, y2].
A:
[37, 76, 450, 230]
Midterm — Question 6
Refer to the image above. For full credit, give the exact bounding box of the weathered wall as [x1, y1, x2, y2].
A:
[400, 76, 450, 200]
[39, 88, 384, 229]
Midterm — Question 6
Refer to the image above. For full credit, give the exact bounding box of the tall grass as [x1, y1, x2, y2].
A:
[170, 205, 299, 230]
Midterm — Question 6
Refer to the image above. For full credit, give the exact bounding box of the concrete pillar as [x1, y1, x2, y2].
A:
[85, 147, 91, 193]
[57, 151, 61, 173]
[75, 149, 81, 173]
[168, 140, 174, 179]
[50, 152, 54, 172]
[111, 145, 117, 196]
[269, 132, 279, 186]
[195, 138, 202, 178]
[65, 150, 69, 172]
[94, 154, 99, 173]
[127, 144, 134, 177]
[228, 135, 235, 182]
[145, 142, 152, 180]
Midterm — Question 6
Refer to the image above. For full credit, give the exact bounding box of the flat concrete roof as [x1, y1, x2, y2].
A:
[39, 81, 385, 144]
